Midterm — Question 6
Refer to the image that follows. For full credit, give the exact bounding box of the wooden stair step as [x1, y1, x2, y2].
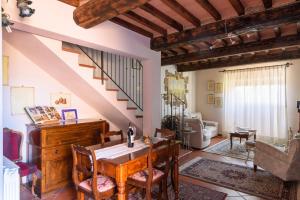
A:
[117, 99, 129, 101]
[106, 88, 119, 91]
[136, 115, 143, 118]
[93, 76, 108, 81]
[127, 107, 137, 110]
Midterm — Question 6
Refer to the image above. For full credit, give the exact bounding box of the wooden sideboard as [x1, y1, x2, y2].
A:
[27, 119, 106, 196]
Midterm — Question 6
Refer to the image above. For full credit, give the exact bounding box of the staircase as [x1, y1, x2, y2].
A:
[4, 30, 143, 131]
[62, 42, 143, 118]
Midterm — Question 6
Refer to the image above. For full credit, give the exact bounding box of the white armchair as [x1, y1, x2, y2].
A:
[184, 113, 219, 149]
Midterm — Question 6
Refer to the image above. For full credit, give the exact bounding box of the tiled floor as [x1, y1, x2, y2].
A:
[21, 136, 264, 200]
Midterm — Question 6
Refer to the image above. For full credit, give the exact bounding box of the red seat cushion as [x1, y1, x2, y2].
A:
[16, 162, 37, 177]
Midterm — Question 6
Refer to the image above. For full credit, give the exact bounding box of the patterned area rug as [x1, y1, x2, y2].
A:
[204, 139, 254, 161]
[128, 181, 227, 200]
[180, 157, 297, 200]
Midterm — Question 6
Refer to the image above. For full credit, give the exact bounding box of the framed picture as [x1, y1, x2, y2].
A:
[11, 87, 35, 115]
[215, 97, 223, 108]
[51, 93, 71, 107]
[3, 56, 9, 86]
[207, 94, 215, 104]
[62, 109, 78, 120]
[207, 80, 215, 91]
[215, 83, 223, 93]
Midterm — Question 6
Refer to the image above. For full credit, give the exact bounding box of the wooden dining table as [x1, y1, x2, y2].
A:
[86, 138, 180, 200]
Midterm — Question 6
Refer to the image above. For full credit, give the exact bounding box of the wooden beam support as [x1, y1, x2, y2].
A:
[177, 50, 300, 71]
[162, 34, 300, 65]
[195, 0, 221, 21]
[228, 0, 244, 15]
[262, 0, 272, 9]
[110, 17, 153, 38]
[124, 11, 167, 35]
[73, 0, 150, 28]
[151, 1, 300, 51]
[161, 0, 201, 27]
[140, 3, 183, 31]
[58, 0, 80, 7]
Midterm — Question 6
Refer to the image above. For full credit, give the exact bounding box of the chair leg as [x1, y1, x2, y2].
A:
[31, 173, 38, 196]
[158, 182, 163, 200]
[146, 187, 152, 200]
[253, 164, 257, 172]
[77, 190, 84, 200]
[163, 178, 169, 200]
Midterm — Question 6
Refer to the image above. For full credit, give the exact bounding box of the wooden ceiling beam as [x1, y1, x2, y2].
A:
[262, 0, 272, 9]
[162, 34, 300, 65]
[58, 0, 80, 7]
[195, 0, 221, 21]
[73, 0, 150, 28]
[110, 17, 153, 38]
[151, 1, 300, 51]
[228, 0, 245, 15]
[161, 0, 201, 27]
[124, 11, 167, 35]
[140, 3, 183, 31]
[177, 50, 300, 71]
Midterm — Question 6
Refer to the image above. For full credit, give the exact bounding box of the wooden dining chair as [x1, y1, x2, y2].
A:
[155, 128, 176, 140]
[71, 144, 116, 200]
[127, 139, 171, 200]
[101, 130, 124, 143]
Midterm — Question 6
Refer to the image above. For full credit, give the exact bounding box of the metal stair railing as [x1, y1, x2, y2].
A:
[161, 93, 186, 139]
[77, 45, 143, 111]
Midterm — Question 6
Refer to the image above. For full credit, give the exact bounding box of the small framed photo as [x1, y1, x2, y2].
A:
[207, 94, 215, 104]
[51, 92, 71, 107]
[207, 80, 215, 91]
[215, 83, 223, 93]
[215, 97, 223, 108]
[61, 109, 78, 120]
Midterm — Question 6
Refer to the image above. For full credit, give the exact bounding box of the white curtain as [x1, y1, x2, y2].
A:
[223, 65, 287, 139]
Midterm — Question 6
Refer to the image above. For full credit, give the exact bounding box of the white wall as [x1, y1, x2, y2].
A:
[2, 40, 120, 161]
[2, 0, 161, 135]
[195, 60, 300, 135]
[161, 65, 196, 113]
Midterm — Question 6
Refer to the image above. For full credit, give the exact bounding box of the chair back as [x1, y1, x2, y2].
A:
[102, 130, 124, 143]
[145, 139, 171, 188]
[155, 128, 176, 140]
[3, 128, 22, 161]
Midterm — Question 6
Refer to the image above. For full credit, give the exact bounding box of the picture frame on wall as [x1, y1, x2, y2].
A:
[207, 80, 215, 91]
[207, 94, 215, 104]
[50, 92, 71, 107]
[215, 83, 223, 93]
[62, 109, 78, 121]
[215, 97, 223, 108]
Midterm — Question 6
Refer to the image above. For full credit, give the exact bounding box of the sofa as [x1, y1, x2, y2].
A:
[184, 112, 219, 149]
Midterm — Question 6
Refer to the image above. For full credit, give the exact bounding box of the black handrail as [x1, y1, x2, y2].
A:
[77, 45, 143, 111]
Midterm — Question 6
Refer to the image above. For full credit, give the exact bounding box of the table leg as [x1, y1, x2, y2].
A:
[230, 135, 233, 149]
[174, 154, 179, 200]
[117, 181, 126, 200]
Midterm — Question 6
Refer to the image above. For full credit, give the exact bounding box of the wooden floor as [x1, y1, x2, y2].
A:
[21, 136, 263, 200]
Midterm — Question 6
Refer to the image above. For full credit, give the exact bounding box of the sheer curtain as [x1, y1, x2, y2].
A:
[223, 65, 287, 139]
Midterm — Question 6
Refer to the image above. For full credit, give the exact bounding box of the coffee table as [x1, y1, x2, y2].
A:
[229, 130, 256, 149]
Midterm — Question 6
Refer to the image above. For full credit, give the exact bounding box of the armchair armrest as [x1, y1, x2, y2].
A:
[203, 120, 218, 127]
[255, 141, 289, 163]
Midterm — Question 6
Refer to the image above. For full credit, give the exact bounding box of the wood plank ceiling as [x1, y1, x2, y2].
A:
[60, 0, 300, 72]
